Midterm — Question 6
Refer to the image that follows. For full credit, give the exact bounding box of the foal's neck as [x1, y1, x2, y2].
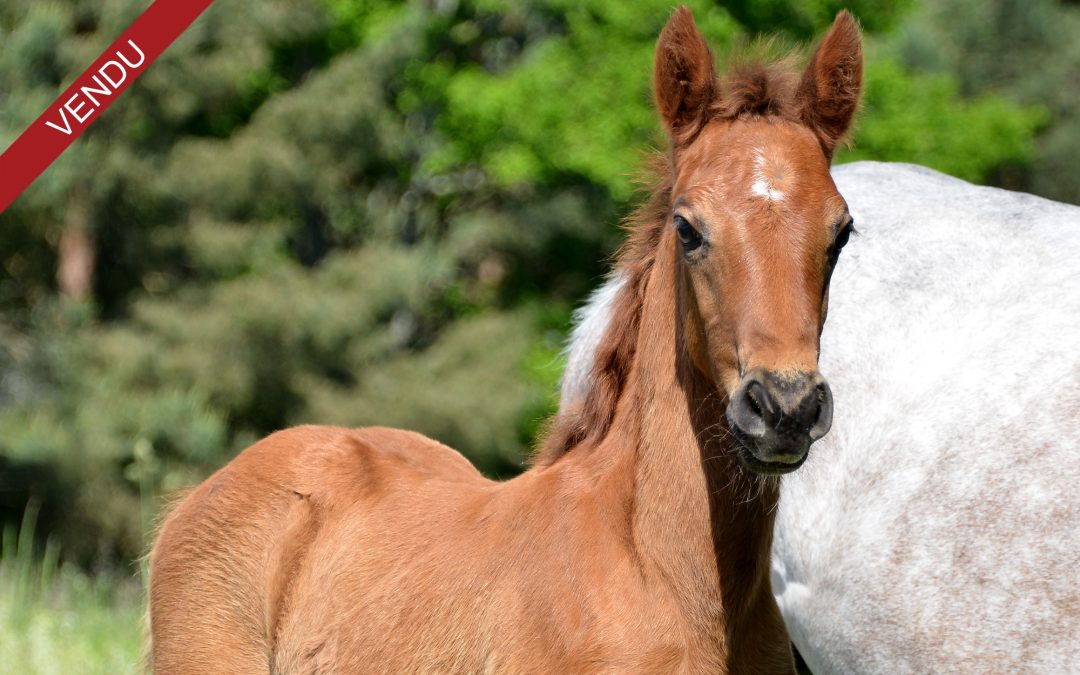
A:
[576, 239, 780, 645]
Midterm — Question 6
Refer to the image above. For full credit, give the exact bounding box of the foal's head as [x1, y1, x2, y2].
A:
[656, 8, 861, 474]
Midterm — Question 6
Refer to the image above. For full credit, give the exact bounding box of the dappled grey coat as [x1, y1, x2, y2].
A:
[772, 162, 1079, 673]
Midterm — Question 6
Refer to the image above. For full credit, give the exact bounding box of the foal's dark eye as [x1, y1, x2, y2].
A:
[827, 219, 855, 261]
[674, 215, 703, 252]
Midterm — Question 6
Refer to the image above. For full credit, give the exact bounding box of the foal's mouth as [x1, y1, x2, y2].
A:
[734, 443, 809, 475]
[729, 424, 811, 476]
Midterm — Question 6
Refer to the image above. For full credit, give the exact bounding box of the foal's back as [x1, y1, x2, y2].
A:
[150, 425, 494, 672]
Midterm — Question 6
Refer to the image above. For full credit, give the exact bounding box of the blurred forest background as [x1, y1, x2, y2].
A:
[0, 0, 1076, 669]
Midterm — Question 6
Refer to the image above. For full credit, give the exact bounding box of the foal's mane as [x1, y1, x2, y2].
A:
[534, 53, 807, 467]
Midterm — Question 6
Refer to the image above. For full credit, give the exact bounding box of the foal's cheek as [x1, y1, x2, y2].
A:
[679, 273, 714, 378]
[686, 271, 741, 392]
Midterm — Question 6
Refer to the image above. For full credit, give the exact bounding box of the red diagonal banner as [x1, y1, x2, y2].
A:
[0, 0, 215, 214]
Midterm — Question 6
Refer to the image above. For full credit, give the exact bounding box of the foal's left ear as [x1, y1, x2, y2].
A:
[798, 11, 863, 156]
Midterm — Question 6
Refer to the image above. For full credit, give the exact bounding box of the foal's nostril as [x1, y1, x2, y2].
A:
[807, 380, 833, 441]
[745, 380, 774, 424]
[727, 377, 771, 438]
[746, 389, 763, 419]
[804, 385, 826, 432]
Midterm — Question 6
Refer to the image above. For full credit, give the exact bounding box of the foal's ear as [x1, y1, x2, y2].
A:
[798, 11, 863, 156]
[654, 6, 717, 141]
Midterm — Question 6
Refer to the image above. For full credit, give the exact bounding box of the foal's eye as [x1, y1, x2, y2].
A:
[674, 215, 703, 252]
[828, 219, 855, 261]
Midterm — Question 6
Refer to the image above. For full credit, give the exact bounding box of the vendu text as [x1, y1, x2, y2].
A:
[44, 40, 146, 136]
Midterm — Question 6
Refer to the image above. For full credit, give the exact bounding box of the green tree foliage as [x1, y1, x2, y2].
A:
[0, 0, 1062, 564]
[894, 0, 1080, 200]
[838, 57, 1045, 182]
[724, 0, 916, 38]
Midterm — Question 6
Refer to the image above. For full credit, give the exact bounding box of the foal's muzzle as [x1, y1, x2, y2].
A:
[726, 369, 833, 474]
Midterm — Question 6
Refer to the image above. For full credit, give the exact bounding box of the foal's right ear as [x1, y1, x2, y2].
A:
[654, 6, 717, 142]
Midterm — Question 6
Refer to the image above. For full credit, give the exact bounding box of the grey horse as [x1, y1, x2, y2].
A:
[561, 161, 1080, 673]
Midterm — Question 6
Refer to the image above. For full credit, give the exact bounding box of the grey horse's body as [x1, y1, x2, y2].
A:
[561, 162, 1080, 672]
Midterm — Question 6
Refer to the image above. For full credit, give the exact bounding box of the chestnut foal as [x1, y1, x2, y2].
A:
[149, 8, 862, 673]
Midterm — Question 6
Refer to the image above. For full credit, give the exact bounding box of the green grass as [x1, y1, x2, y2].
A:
[1, 502, 143, 674]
